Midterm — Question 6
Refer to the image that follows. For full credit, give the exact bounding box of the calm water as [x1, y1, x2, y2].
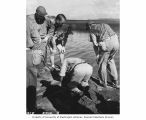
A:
[52, 25, 120, 78]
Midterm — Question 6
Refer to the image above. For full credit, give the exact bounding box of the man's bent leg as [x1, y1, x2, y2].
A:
[98, 53, 110, 87]
[107, 59, 119, 87]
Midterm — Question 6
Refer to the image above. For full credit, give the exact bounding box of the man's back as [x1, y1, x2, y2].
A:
[59, 58, 85, 77]
[90, 23, 116, 41]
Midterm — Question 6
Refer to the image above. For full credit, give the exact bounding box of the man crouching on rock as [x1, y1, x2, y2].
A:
[59, 57, 93, 96]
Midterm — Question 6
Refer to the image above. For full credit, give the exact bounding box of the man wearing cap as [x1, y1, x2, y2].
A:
[26, 6, 55, 112]
[88, 23, 119, 88]
[59, 57, 93, 96]
[48, 14, 72, 69]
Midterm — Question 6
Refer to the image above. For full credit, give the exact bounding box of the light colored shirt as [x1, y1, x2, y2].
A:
[26, 14, 54, 49]
[59, 58, 85, 77]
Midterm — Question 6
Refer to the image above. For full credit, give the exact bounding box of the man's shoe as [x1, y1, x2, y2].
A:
[103, 83, 108, 88]
[115, 84, 120, 89]
[111, 81, 120, 89]
[99, 80, 107, 87]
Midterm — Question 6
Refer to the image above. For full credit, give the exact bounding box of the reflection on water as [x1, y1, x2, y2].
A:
[53, 29, 120, 78]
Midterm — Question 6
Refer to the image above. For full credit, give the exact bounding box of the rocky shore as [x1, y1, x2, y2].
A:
[32, 66, 120, 114]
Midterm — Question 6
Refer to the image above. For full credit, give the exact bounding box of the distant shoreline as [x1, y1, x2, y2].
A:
[66, 19, 120, 32]
[67, 19, 120, 24]
[45, 15, 120, 24]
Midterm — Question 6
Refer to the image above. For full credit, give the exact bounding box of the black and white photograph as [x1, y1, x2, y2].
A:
[26, 0, 120, 114]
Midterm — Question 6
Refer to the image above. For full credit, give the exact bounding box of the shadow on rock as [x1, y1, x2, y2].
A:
[89, 76, 120, 114]
[94, 93, 120, 114]
[40, 80, 96, 114]
[36, 66, 120, 114]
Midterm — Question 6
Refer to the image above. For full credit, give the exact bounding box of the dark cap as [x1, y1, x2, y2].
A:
[36, 6, 47, 17]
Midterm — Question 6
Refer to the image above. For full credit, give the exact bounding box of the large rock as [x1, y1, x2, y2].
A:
[35, 67, 119, 114]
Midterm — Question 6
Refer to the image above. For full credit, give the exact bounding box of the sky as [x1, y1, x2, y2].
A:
[26, 0, 119, 20]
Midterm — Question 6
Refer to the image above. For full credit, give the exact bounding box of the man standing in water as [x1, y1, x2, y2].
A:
[87, 23, 119, 88]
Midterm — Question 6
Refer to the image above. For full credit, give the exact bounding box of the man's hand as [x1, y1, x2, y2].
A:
[99, 42, 107, 51]
[53, 35, 58, 40]
[94, 42, 98, 47]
